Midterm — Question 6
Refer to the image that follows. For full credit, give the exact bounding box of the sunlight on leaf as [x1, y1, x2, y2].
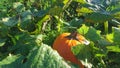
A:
[95, 54, 106, 57]
[77, 24, 89, 35]
[107, 46, 120, 52]
[107, 27, 120, 44]
[74, 0, 86, 4]
[63, 0, 69, 4]
[76, 7, 93, 13]
[106, 33, 114, 43]
[0, 54, 24, 68]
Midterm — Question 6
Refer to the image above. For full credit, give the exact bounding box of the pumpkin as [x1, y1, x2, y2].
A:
[53, 32, 90, 68]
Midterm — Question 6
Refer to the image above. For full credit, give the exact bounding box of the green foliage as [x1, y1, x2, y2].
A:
[77, 24, 89, 35]
[0, 44, 70, 68]
[72, 44, 93, 60]
[0, 0, 120, 68]
[85, 27, 101, 42]
[0, 54, 24, 68]
[85, 12, 113, 23]
[22, 43, 70, 68]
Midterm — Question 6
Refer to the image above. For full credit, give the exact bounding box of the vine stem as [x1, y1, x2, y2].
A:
[104, 21, 108, 34]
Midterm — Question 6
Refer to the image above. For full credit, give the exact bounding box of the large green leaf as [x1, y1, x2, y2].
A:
[71, 44, 93, 68]
[9, 33, 41, 56]
[85, 27, 101, 42]
[22, 43, 71, 68]
[85, 13, 113, 23]
[2, 17, 18, 27]
[63, 18, 84, 32]
[69, 18, 83, 28]
[1, 10, 32, 27]
[0, 54, 24, 68]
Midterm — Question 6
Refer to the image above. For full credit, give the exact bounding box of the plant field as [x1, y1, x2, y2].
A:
[0, 0, 120, 68]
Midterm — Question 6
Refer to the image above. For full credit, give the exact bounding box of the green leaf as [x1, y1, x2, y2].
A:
[97, 38, 111, 46]
[36, 15, 50, 33]
[18, 10, 32, 30]
[0, 54, 24, 68]
[72, 44, 93, 62]
[74, 0, 86, 4]
[71, 44, 82, 55]
[65, 18, 83, 31]
[13, 2, 25, 12]
[20, 10, 32, 23]
[106, 33, 114, 43]
[107, 46, 120, 52]
[9, 33, 36, 55]
[113, 27, 120, 44]
[77, 24, 89, 35]
[85, 27, 101, 42]
[95, 54, 106, 57]
[111, 8, 120, 14]
[106, 27, 120, 44]
[54, 16, 64, 32]
[34, 34, 43, 45]
[0, 24, 9, 37]
[0, 39, 5, 47]
[2, 10, 32, 27]
[2, 17, 18, 27]
[76, 7, 93, 13]
[49, 6, 63, 16]
[85, 13, 113, 23]
[22, 43, 70, 68]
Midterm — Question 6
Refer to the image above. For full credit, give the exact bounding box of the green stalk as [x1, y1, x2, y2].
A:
[104, 21, 108, 34]
[100, 57, 106, 68]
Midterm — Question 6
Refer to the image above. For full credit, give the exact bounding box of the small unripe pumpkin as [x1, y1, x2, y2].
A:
[53, 32, 89, 68]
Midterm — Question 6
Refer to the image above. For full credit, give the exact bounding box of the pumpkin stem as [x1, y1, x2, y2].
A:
[66, 31, 78, 40]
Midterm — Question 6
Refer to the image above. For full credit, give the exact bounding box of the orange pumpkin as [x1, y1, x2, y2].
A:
[53, 32, 90, 68]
